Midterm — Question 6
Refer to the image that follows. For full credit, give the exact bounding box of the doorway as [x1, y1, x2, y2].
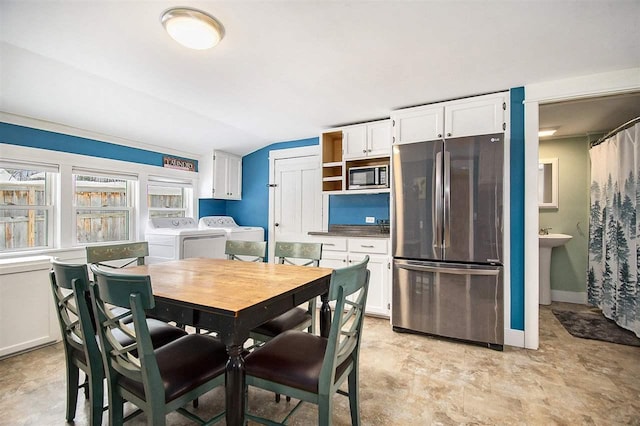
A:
[267, 146, 322, 261]
[523, 68, 640, 349]
[537, 92, 640, 306]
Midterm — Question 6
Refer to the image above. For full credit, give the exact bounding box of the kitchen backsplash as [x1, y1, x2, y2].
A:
[328, 193, 390, 225]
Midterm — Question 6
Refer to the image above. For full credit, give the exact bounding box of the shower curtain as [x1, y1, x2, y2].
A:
[588, 121, 640, 337]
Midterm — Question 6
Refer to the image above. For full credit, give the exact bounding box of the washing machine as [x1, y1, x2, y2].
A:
[145, 217, 227, 264]
[198, 216, 265, 241]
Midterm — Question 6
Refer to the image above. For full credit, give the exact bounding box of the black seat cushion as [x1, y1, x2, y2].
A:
[119, 334, 228, 403]
[245, 330, 351, 394]
[252, 307, 311, 337]
[114, 319, 187, 349]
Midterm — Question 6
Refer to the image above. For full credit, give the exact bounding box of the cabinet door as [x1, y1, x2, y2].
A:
[392, 105, 444, 144]
[349, 253, 390, 317]
[319, 252, 348, 269]
[367, 120, 391, 157]
[342, 125, 368, 160]
[226, 154, 242, 200]
[213, 151, 242, 200]
[444, 94, 505, 138]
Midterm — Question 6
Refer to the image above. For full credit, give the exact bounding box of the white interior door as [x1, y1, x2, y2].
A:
[269, 148, 322, 260]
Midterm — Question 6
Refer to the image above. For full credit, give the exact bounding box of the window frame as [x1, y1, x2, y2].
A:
[147, 177, 193, 219]
[0, 161, 57, 253]
[71, 168, 137, 245]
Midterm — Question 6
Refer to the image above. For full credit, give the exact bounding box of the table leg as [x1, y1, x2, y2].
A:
[225, 343, 245, 426]
[320, 292, 331, 338]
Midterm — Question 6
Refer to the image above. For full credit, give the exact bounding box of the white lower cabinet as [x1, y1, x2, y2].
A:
[0, 256, 61, 358]
[315, 236, 391, 317]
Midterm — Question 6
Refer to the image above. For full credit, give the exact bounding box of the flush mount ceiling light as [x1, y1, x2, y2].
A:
[161, 7, 224, 50]
[538, 129, 558, 138]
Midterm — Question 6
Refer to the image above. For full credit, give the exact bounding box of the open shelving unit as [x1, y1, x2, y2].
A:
[321, 128, 391, 194]
[322, 131, 344, 192]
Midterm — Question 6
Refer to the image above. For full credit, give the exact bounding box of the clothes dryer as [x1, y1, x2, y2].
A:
[145, 217, 226, 264]
[198, 216, 264, 242]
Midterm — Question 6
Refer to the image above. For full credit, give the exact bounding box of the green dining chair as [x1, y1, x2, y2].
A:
[86, 241, 148, 269]
[250, 241, 323, 342]
[49, 259, 188, 426]
[225, 240, 267, 262]
[244, 256, 370, 426]
[89, 264, 228, 426]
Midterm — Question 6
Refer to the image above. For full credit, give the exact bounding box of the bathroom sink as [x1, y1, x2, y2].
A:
[539, 233, 572, 305]
[539, 233, 573, 248]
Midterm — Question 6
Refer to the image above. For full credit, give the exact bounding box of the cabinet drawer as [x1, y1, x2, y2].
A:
[348, 238, 388, 254]
[312, 237, 347, 252]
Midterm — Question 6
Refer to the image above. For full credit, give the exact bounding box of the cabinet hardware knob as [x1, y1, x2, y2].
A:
[363, 149, 367, 153]
[437, 134, 442, 138]
[274, 223, 280, 227]
[447, 133, 452, 137]
[368, 149, 372, 152]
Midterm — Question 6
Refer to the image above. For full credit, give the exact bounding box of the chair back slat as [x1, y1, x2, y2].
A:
[319, 256, 370, 392]
[90, 265, 162, 390]
[225, 240, 267, 262]
[50, 261, 98, 351]
[86, 242, 149, 268]
[274, 242, 323, 266]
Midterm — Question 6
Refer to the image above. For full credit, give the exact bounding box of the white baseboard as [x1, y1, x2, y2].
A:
[551, 290, 587, 304]
[504, 328, 525, 348]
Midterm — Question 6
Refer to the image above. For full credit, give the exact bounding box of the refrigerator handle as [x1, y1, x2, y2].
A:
[396, 263, 500, 276]
[443, 150, 451, 251]
[434, 151, 442, 252]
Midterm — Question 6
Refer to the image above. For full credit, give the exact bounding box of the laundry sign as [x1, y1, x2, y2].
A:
[163, 156, 196, 171]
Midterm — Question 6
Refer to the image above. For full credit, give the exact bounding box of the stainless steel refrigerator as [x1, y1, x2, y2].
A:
[392, 133, 504, 349]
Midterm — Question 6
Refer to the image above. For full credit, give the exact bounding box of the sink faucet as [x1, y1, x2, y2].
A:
[540, 227, 552, 235]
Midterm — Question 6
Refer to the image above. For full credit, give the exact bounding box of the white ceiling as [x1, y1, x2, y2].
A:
[1, 1, 639, 159]
[539, 92, 640, 142]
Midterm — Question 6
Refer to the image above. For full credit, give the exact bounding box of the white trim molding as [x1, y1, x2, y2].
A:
[523, 67, 640, 350]
[551, 290, 588, 305]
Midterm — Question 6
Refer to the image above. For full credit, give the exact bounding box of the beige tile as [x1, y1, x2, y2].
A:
[1, 303, 639, 425]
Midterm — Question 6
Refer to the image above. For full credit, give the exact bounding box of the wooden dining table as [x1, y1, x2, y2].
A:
[118, 257, 334, 426]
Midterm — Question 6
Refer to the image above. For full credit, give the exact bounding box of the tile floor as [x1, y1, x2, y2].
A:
[0, 303, 639, 425]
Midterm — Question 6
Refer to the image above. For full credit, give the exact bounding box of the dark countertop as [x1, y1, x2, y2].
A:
[308, 224, 390, 239]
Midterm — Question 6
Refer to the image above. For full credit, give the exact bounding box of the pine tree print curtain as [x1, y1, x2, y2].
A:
[588, 121, 640, 337]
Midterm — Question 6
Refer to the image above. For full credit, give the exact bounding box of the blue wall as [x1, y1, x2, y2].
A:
[0, 122, 197, 168]
[200, 138, 320, 243]
[198, 199, 227, 217]
[329, 193, 390, 224]
[510, 87, 525, 331]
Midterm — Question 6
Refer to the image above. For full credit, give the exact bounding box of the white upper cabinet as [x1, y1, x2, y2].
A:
[343, 119, 391, 160]
[342, 124, 367, 159]
[392, 105, 444, 144]
[212, 150, 242, 200]
[444, 94, 506, 138]
[392, 92, 507, 144]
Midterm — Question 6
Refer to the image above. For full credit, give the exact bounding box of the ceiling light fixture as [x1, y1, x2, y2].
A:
[538, 129, 558, 138]
[160, 7, 224, 50]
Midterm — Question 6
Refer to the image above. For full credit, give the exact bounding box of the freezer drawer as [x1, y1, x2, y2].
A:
[392, 259, 503, 347]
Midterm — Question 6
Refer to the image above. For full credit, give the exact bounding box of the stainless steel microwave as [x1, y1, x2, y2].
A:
[348, 165, 389, 189]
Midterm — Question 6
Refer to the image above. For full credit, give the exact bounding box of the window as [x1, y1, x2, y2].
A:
[73, 168, 136, 244]
[0, 161, 57, 252]
[147, 177, 192, 219]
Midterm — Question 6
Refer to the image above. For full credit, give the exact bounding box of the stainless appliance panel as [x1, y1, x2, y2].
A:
[392, 140, 444, 260]
[443, 134, 503, 263]
[392, 259, 503, 345]
[348, 165, 389, 189]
